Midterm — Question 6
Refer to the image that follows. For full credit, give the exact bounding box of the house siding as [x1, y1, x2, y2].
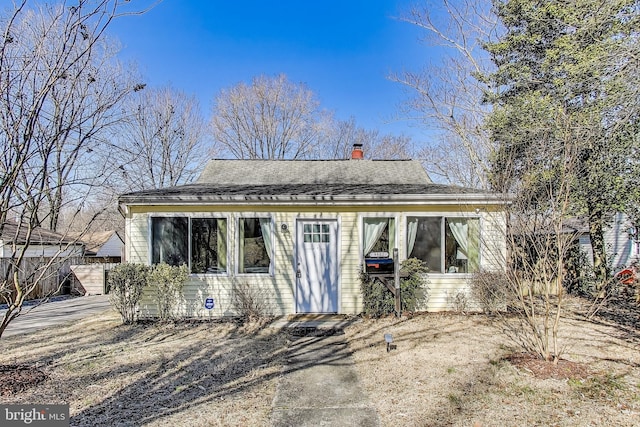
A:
[124, 204, 506, 317]
[607, 213, 638, 270]
[0, 244, 83, 258]
[94, 234, 124, 258]
[575, 213, 638, 273]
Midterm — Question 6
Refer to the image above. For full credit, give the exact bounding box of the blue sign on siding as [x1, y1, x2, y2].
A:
[205, 298, 215, 310]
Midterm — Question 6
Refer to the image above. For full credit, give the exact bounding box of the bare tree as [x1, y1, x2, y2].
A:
[210, 74, 324, 159]
[390, 0, 500, 188]
[108, 86, 210, 192]
[211, 74, 418, 161]
[315, 116, 415, 159]
[1, 1, 149, 232]
[471, 111, 580, 362]
[0, 0, 154, 339]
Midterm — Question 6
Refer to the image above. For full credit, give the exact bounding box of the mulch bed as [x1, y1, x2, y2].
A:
[0, 365, 48, 396]
[506, 352, 591, 380]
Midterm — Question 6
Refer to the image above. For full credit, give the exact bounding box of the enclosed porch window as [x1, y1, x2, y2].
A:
[238, 217, 273, 274]
[362, 217, 396, 258]
[407, 216, 480, 273]
[150, 217, 227, 274]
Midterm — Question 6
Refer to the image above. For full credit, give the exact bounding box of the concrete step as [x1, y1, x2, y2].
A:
[269, 314, 360, 333]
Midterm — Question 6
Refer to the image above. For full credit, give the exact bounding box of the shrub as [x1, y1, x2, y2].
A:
[231, 281, 272, 322]
[448, 290, 469, 313]
[469, 270, 511, 314]
[360, 258, 429, 317]
[563, 243, 598, 297]
[147, 263, 189, 321]
[108, 263, 149, 324]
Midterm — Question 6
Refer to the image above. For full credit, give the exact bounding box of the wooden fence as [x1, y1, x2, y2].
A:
[0, 256, 119, 300]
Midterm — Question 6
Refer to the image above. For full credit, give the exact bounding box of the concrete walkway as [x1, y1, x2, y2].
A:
[0, 295, 112, 337]
[271, 325, 380, 427]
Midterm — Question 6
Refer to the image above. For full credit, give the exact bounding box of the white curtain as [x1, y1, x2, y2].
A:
[259, 218, 272, 263]
[363, 218, 388, 256]
[407, 217, 419, 257]
[448, 219, 468, 260]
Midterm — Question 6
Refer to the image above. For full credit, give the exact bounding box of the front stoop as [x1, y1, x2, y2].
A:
[269, 314, 360, 333]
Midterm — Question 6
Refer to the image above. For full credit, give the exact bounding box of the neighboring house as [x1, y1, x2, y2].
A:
[565, 213, 639, 274]
[118, 146, 508, 318]
[71, 230, 124, 262]
[0, 222, 85, 258]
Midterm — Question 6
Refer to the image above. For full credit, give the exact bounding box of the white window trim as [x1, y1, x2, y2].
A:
[358, 213, 400, 265]
[404, 213, 482, 276]
[236, 214, 275, 277]
[148, 213, 230, 276]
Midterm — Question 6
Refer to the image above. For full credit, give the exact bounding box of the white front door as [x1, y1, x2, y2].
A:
[296, 220, 339, 313]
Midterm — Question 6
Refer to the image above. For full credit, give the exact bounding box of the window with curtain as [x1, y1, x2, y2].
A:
[150, 217, 227, 274]
[407, 217, 479, 273]
[362, 217, 395, 257]
[238, 217, 272, 274]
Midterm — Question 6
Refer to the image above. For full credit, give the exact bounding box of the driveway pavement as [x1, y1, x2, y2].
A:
[0, 295, 112, 337]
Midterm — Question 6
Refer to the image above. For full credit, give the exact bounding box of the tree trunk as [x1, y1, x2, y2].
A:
[588, 208, 609, 289]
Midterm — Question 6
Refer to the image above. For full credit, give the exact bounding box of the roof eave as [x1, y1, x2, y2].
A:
[119, 192, 508, 207]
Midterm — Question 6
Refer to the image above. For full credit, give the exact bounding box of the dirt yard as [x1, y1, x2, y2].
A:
[1, 297, 639, 426]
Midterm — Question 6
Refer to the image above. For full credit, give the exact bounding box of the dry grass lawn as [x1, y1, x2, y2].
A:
[1, 296, 639, 426]
[0, 315, 288, 426]
[345, 306, 640, 426]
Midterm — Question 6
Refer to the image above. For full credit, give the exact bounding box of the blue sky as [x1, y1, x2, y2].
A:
[107, 0, 434, 141]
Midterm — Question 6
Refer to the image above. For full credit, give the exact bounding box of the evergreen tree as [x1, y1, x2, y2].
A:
[483, 0, 640, 285]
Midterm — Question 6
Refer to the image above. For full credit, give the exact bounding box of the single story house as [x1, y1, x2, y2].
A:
[70, 230, 124, 262]
[0, 221, 85, 258]
[118, 146, 507, 318]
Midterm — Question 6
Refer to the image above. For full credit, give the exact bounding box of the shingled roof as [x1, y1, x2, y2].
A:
[196, 159, 432, 185]
[0, 222, 81, 245]
[119, 159, 502, 206]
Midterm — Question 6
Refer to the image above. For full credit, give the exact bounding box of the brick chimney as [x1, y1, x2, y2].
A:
[351, 143, 364, 160]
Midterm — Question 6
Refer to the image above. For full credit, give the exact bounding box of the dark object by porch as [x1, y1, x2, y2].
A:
[365, 257, 394, 274]
[366, 249, 407, 317]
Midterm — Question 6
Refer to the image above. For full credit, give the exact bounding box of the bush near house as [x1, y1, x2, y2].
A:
[469, 270, 511, 314]
[108, 263, 149, 324]
[108, 263, 188, 324]
[359, 258, 429, 317]
[231, 281, 274, 322]
[147, 263, 189, 321]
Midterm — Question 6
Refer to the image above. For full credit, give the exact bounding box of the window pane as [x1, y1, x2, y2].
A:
[445, 218, 480, 273]
[191, 218, 227, 274]
[239, 218, 271, 274]
[151, 217, 188, 266]
[363, 217, 395, 257]
[407, 217, 442, 272]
